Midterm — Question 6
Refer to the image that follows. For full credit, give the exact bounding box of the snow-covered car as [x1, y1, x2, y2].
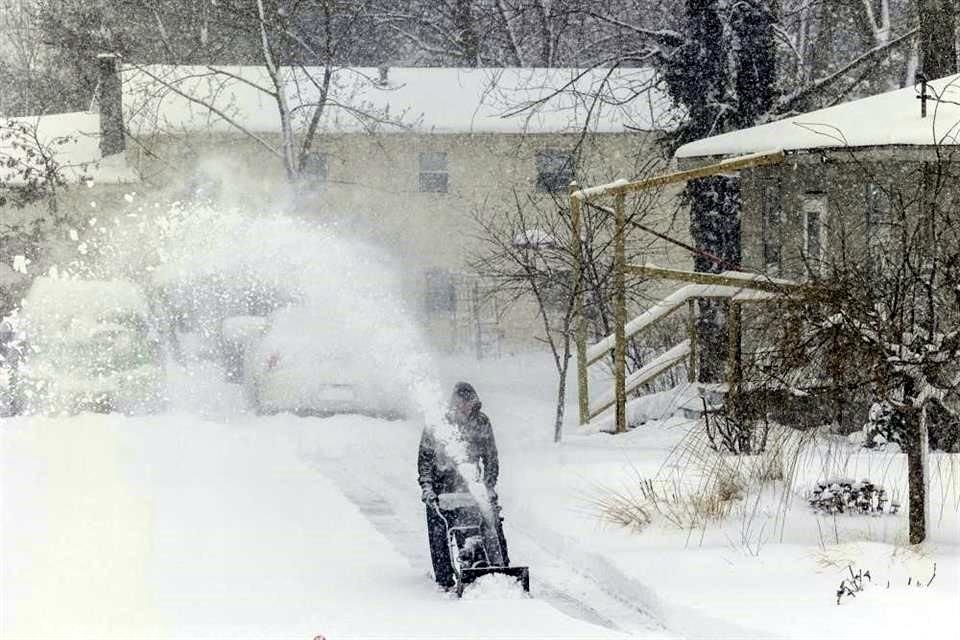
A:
[151, 275, 292, 367]
[243, 306, 407, 418]
[16, 277, 164, 414]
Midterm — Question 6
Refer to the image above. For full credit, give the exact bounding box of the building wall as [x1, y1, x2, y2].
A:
[123, 129, 692, 353]
[739, 150, 956, 281]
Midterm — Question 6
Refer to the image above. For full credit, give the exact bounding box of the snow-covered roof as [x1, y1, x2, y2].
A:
[122, 65, 673, 137]
[0, 112, 137, 186]
[676, 75, 960, 159]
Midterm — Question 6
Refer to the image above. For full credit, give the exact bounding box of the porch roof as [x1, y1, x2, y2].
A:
[675, 74, 960, 160]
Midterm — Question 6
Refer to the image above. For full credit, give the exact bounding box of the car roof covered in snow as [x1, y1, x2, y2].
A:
[122, 65, 674, 137]
[1, 112, 138, 186]
[675, 74, 960, 159]
[22, 277, 150, 325]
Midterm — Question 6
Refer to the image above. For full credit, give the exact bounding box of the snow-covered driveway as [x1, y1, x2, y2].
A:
[1, 412, 654, 639]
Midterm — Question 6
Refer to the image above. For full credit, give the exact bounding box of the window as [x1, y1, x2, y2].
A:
[536, 150, 574, 193]
[802, 194, 827, 273]
[424, 268, 456, 313]
[761, 181, 783, 274]
[301, 151, 328, 188]
[419, 152, 448, 193]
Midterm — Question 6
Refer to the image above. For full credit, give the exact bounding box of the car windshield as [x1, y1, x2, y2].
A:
[33, 314, 156, 374]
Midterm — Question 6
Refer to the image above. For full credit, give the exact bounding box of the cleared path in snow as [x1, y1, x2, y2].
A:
[290, 414, 674, 639]
[1, 414, 642, 640]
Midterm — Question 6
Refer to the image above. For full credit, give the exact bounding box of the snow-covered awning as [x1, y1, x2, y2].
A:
[0, 112, 138, 187]
[122, 65, 675, 137]
[675, 74, 960, 159]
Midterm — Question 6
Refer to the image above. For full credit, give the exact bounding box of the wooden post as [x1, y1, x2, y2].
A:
[570, 182, 590, 426]
[687, 299, 697, 383]
[614, 192, 627, 434]
[726, 301, 742, 393]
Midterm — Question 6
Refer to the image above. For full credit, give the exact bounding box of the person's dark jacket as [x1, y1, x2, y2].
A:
[418, 405, 499, 495]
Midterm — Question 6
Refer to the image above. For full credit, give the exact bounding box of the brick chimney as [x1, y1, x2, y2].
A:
[97, 53, 125, 157]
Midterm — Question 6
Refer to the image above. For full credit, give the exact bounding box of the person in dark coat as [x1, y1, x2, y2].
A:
[418, 382, 509, 588]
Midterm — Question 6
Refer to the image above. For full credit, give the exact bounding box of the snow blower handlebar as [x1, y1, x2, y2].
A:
[432, 491, 530, 596]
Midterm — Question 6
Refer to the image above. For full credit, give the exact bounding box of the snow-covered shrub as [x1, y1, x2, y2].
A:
[852, 401, 907, 451]
[807, 478, 900, 516]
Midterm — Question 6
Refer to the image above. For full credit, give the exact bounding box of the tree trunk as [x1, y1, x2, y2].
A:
[689, 176, 741, 383]
[453, 0, 481, 66]
[918, 0, 958, 78]
[554, 352, 569, 443]
[902, 377, 927, 544]
[905, 406, 927, 544]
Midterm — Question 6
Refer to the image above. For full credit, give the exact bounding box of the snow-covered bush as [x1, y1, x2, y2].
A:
[851, 401, 907, 452]
[807, 478, 899, 516]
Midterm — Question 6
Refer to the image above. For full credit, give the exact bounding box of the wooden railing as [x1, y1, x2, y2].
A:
[568, 149, 789, 433]
[581, 270, 801, 422]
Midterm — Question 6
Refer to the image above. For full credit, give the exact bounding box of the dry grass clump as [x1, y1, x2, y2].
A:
[591, 450, 747, 532]
[590, 420, 819, 536]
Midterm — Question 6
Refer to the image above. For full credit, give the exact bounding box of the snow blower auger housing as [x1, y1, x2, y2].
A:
[435, 492, 530, 597]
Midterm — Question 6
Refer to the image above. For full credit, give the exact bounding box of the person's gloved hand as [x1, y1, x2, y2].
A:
[421, 486, 438, 506]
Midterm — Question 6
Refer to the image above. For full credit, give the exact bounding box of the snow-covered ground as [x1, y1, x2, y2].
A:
[5, 351, 956, 639]
[1, 408, 659, 639]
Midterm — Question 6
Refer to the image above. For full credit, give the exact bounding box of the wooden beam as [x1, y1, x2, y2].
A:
[569, 181, 590, 426]
[572, 150, 786, 201]
[613, 192, 627, 434]
[585, 283, 753, 367]
[588, 340, 691, 419]
[626, 263, 801, 294]
[687, 299, 697, 383]
[726, 301, 742, 392]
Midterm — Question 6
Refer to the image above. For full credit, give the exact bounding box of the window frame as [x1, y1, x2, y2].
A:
[424, 267, 456, 314]
[535, 149, 575, 193]
[418, 151, 449, 193]
[802, 193, 828, 275]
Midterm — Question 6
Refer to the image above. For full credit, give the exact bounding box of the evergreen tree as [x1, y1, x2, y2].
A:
[659, 0, 778, 382]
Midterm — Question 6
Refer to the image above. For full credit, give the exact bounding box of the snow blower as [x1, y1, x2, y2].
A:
[435, 492, 530, 597]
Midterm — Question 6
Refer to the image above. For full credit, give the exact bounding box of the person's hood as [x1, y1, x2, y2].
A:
[448, 381, 482, 423]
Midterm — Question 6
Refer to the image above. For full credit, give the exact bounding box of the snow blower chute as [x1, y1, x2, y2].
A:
[434, 492, 530, 597]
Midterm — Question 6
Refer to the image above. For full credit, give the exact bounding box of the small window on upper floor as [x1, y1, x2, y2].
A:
[419, 152, 448, 193]
[536, 150, 574, 193]
[301, 151, 328, 188]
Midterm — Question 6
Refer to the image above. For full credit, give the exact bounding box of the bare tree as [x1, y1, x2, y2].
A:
[471, 192, 580, 442]
[917, 0, 957, 78]
[0, 117, 85, 314]
[116, 1, 410, 184]
[470, 151, 676, 441]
